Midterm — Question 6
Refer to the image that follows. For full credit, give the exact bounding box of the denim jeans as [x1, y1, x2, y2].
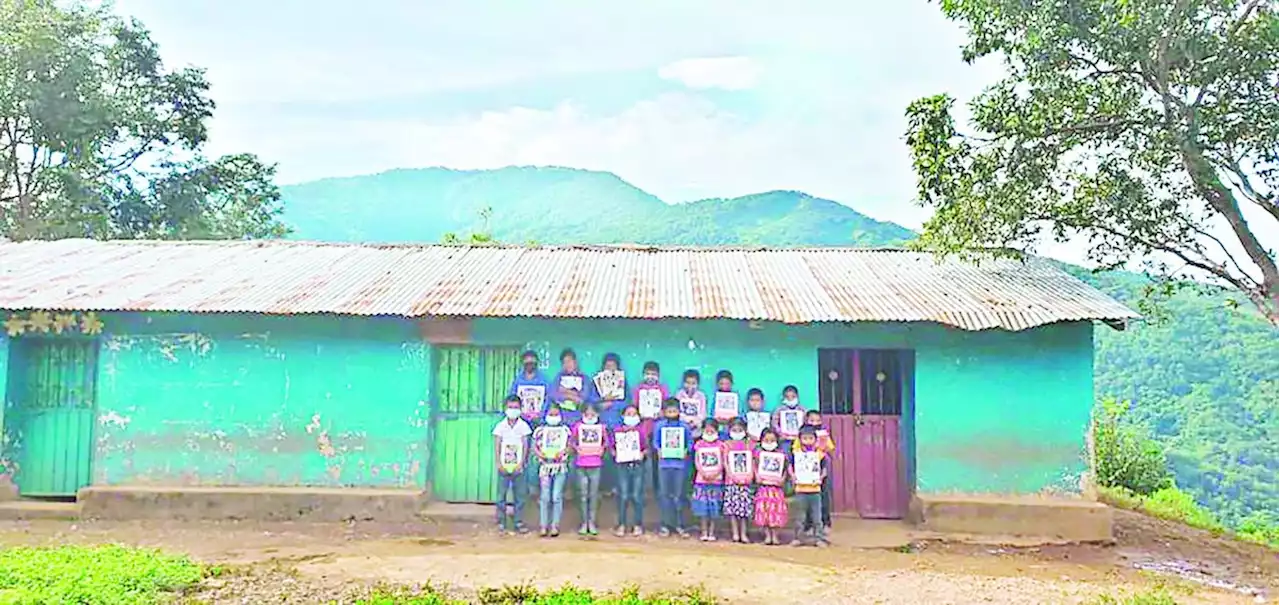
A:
[539, 470, 567, 528]
[615, 461, 646, 527]
[657, 466, 687, 530]
[794, 492, 825, 539]
[577, 466, 603, 526]
[802, 479, 834, 530]
[523, 457, 541, 497]
[495, 471, 526, 529]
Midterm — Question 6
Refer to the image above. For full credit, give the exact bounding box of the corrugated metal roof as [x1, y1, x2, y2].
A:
[0, 239, 1138, 331]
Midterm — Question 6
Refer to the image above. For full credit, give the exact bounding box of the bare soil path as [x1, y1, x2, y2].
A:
[0, 510, 1272, 604]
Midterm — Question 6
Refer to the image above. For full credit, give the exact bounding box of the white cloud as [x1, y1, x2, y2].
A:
[658, 57, 762, 91]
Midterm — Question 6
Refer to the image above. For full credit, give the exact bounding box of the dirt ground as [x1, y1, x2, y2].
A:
[0, 510, 1273, 604]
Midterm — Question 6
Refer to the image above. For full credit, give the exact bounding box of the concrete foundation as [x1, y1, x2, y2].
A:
[77, 486, 427, 523]
[912, 494, 1114, 543]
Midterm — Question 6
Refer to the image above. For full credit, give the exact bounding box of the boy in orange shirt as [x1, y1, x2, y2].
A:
[789, 425, 830, 546]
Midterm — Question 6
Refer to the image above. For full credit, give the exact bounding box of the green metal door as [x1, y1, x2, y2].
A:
[7, 339, 98, 497]
[431, 346, 520, 503]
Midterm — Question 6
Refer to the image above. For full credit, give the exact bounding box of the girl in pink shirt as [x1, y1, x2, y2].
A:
[721, 417, 755, 543]
[691, 418, 725, 541]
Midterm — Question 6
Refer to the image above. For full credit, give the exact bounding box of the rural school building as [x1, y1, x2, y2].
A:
[0, 239, 1136, 534]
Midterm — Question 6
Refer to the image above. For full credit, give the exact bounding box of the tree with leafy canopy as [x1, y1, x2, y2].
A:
[0, 0, 288, 241]
[905, 0, 1278, 325]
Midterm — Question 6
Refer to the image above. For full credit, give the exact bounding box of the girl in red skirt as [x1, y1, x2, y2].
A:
[752, 428, 788, 545]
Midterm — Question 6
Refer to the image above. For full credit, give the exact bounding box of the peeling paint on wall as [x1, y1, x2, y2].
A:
[91, 313, 431, 488]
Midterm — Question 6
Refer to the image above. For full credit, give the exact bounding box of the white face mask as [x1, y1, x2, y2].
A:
[583, 416, 599, 425]
[702, 432, 718, 442]
[545, 415, 562, 426]
[504, 408, 521, 420]
[784, 398, 799, 407]
[761, 442, 778, 451]
[623, 416, 640, 427]
[729, 430, 746, 441]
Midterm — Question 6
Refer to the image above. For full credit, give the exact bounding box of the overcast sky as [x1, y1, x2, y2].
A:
[112, 0, 1008, 233]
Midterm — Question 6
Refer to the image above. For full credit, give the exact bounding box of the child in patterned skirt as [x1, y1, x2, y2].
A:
[752, 428, 788, 545]
[721, 417, 755, 543]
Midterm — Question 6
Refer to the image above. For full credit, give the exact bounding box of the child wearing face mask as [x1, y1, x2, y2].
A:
[790, 425, 830, 547]
[633, 361, 669, 495]
[721, 417, 755, 543]
[752, 428, 788, 545]
[691, 418, 726, 541]
[612, 404, 648, 537]
[795, 409, 837, 532]
[652, 398, 693, 538]
[711, 370, 740, 432]
[743, 388, 770, 441]
[570, 403, 610, 536]
[771, 384, 807, 452]
[676, 369, 708, 431]
[492, 395, 533, 534]
[533, 403, 571, 537]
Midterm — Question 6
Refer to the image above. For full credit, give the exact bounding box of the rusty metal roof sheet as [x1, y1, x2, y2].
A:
[0, 239, 1138, 331]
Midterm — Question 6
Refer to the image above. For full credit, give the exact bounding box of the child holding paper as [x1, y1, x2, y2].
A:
[492, 395, 532, 534]
[552, 348, 595, 427]
[675, 369, 707, 430]
[743, 388, 770, 441]
[752, 428, 788, 545]
[570, 403, 610, 536]
[652, 398, 693, 538]
[634, 360, 669, 494]
[721, 417, 755, 543]
[795, 409, 838, 531]
[533, 403, 571, 537]
[691, 418, 725, 541]
[790, 425, 830, 547]
[711, 370, 740, 437]
[594, 353, 627, 498]
[771, 384, 806, 452]
[612, 403, 648, 537]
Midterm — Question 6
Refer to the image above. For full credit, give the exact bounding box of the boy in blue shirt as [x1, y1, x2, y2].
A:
[652, 398, 693, 538]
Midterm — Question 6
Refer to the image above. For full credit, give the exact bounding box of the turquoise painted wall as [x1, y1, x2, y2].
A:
[0, 333, 9, 483]
[471, 318, 1095, 495]
[91, 313, 430, 487]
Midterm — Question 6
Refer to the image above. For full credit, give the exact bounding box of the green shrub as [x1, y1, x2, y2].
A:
[1235, 513, 1280, 549]
[1091, 398, 1173, 495]
[0, 544, 203, 604]
[1086, 588, 1179, 604]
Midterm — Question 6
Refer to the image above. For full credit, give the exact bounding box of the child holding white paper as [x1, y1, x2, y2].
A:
[492, 395, 532, 534]
[721, 417, 754, 543]
[790, 425, 830, 547]
[752, 428, 787, 545]
[570, 403, 610, 536]
[533, 403, 571, 537]
[795, 409, 837, 531]
[743, 388, 770, 441]
[612, 403, 648, 536]
[691, 418, 725, 541]
[771, 384, 806, 452]
[711, 370, 740, 430]
[652, 398, 693, 538]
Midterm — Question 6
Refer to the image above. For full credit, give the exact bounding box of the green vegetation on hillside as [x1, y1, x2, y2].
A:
[282, 167, 914, 246]
[281, 166, 1279, 532]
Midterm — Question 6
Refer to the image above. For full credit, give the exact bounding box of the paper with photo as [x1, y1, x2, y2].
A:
[713, 391, 739, 420]
[659, 426, 686, 459]
[593, 370, 625, 400]
[795, 451, 821, 485]
[559, 374, 584, 392]
[615, 430, 643, 463]
[746, 411, 770, 439]
[757, 451, 785, 483]
[779, 409, 803, 437]
[577, 424, 604, 456]
[637, 388, 663, 418]
[500, 442, 522, 473]
[516, 385, 545, 417]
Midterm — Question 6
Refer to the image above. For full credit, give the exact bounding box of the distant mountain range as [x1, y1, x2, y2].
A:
[281, 166, 914, 246]
[280, 166, 1278, 530]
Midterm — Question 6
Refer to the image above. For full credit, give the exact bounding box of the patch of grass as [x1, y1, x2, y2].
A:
[1085, 588, 1180, 604]
[1099, 485, 1279, 549]
[0, 544, 204, 604]
[359, 583, 718, 605]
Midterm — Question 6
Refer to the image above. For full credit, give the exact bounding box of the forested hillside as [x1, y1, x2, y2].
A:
[281, 166, 1279, 528]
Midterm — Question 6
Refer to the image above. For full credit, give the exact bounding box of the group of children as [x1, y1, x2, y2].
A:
[490, 348, 837, 546]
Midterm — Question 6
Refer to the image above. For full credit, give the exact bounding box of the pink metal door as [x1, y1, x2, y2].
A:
[851, 350, 907, 519]
[826, 415, 858, 513]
